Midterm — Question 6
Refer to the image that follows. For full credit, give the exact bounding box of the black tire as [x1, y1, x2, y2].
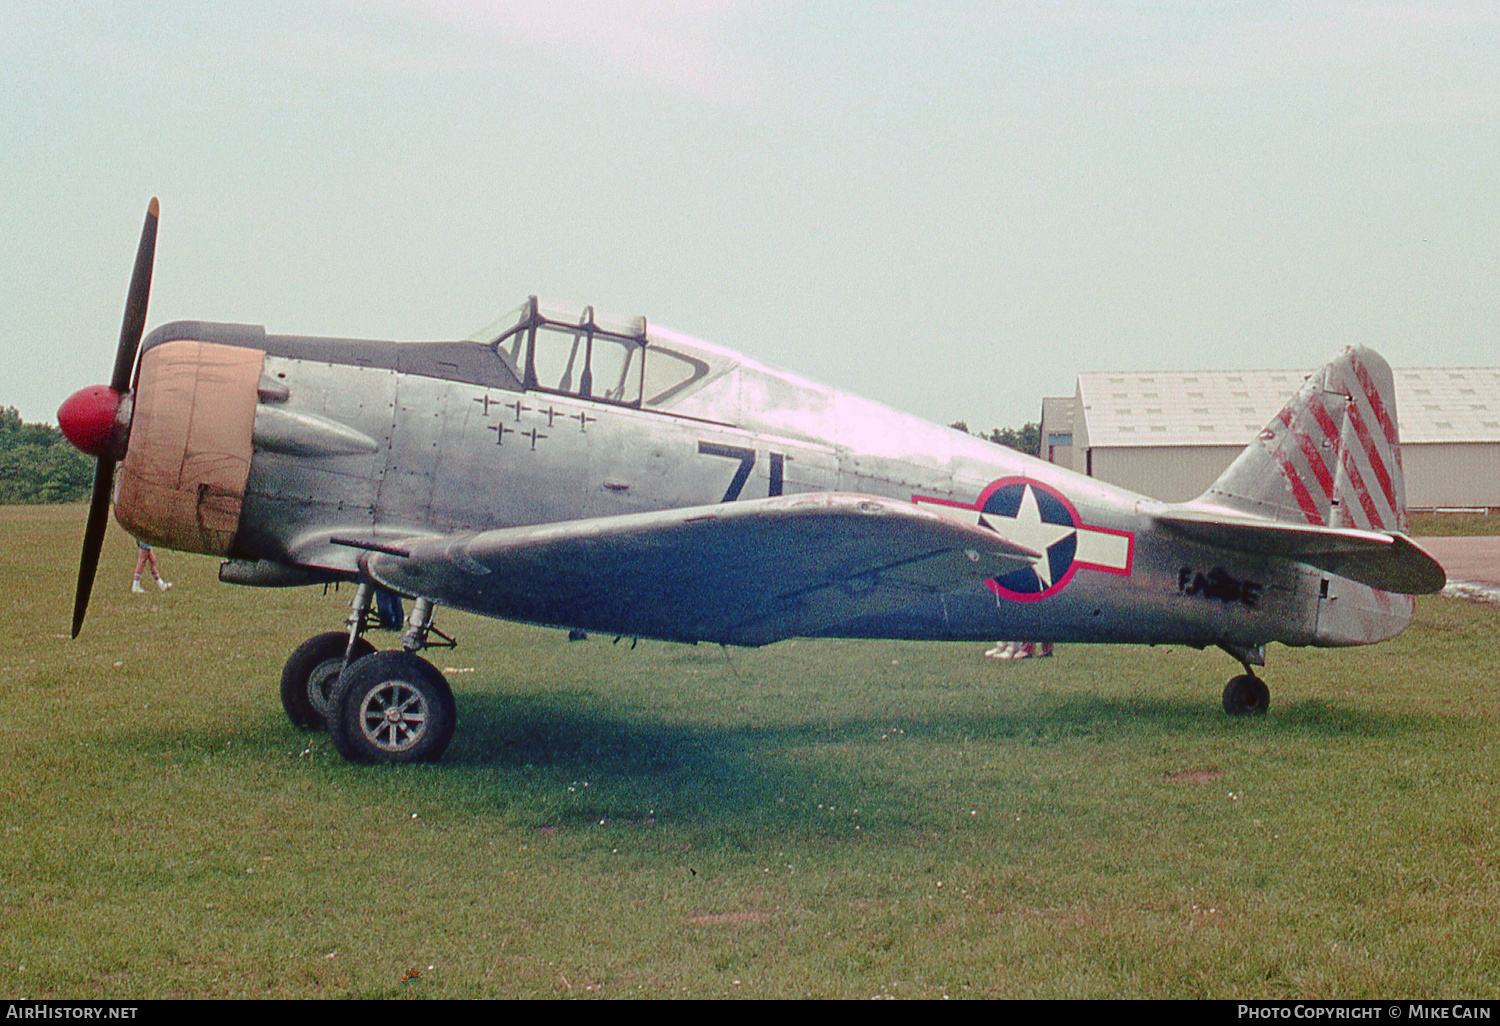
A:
[328, 651, 456, 764]
[1222, 673, 1271, 716]
[280, 632, 375, 730]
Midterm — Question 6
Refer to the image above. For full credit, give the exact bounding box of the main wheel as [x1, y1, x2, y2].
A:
[1222, 673, 1271, 716]
[328, 651, 456, 764]
[281, 632, 376, 730]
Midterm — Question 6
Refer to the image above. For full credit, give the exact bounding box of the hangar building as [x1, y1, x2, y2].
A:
[1040, 365, 1500, 509]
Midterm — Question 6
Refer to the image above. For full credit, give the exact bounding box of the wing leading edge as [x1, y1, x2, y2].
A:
[362, 493, 1040, 646]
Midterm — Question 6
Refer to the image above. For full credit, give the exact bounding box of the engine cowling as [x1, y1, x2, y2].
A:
[112, 339, 264, 556]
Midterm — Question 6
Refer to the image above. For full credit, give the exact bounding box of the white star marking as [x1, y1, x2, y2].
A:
[978, 484, 1077, 589]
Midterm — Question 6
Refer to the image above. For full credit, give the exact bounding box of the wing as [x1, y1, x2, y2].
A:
[361, 493, 1040, 646]
[1155, 507, 1446, 594]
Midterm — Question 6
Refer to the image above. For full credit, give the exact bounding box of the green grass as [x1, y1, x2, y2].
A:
[2, 505, 1498, 998]
[1409, 511, 1499, 537]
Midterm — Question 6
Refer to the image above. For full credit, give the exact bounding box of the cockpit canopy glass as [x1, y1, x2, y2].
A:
[469, 297, 711, 409]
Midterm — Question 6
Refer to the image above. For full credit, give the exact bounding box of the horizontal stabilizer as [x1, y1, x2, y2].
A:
[1156, 507, 1446, 595]
[362, 493, 1040, 645]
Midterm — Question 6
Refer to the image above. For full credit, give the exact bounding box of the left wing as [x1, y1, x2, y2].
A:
[362, 493, 1040, 646]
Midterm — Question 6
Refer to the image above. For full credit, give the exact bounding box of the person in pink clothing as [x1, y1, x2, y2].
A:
[131, 539, 172, 593]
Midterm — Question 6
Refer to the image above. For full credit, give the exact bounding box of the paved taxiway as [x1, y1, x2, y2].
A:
[1419, 536, 1500, 603]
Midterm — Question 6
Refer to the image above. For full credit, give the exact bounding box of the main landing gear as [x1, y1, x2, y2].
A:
[1218, 643, 1270, 716]
[281, 583, 458, 764]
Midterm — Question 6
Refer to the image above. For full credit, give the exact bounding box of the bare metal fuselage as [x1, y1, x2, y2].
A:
[120, 313, 1367, 655]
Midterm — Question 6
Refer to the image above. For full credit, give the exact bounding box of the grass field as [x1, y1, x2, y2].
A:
[2, 505, 1497, 999]
[1408, 511, 1500, 537]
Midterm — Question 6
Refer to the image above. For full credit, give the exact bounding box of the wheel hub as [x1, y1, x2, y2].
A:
[308, 660, 343, 717]
[359, 681, 428, 753]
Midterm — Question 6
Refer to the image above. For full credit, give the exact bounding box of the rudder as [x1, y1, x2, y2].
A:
[1199, 346, 1410, 533]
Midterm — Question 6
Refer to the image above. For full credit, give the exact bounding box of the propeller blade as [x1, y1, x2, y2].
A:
[73, 197, 158, 637]
[72, 456, 117, 638]
[109, 197, 159, 393]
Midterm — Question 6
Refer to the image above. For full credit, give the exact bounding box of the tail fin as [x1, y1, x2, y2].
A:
[1179, 346, 1444, 646]
[1199, 346, 1409, 533]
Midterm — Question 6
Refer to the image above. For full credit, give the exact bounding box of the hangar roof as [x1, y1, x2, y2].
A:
[1077, 366, 1500, 447]
[1397, 367, 1500, 443]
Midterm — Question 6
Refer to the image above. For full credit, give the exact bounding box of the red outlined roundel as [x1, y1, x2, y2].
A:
[913, 477, 1134, 603]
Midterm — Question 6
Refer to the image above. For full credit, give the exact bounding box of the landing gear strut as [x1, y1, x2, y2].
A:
[279, 583, 383, 730]
[328, 595, 456, 764]
[281, 585, 459, 763]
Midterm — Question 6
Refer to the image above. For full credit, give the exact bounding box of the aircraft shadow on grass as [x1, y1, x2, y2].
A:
[101, 689, 1440, 841]
[444, 692, 1435, 765]
[226, 686, 1440, 774]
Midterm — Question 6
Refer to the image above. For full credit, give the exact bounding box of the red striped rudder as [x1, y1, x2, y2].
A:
[1199, 346, 1410, 534]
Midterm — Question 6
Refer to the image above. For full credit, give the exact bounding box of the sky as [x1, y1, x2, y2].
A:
[4, 1, 1498, 431]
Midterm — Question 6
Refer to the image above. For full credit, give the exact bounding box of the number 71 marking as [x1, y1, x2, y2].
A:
[698, 442, 785, 502]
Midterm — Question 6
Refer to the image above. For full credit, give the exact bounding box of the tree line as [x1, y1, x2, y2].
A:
[948, 420, 1041, 457]
[0, 406, 95, 503]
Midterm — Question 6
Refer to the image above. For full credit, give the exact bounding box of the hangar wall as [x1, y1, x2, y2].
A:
[1048, 366, 1500, 510]
[1402, 443, 1500, 509]
[1085, 445, 1244, 503]
[1081, 441, 1499, 508]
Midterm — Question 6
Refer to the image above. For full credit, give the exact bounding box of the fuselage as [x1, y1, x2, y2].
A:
[116, 301, 1340, 653]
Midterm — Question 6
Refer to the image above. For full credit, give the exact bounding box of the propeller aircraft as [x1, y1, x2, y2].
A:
[57, 201, 1446, 764]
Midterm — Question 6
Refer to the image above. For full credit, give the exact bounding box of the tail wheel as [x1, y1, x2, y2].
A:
[280, 632, 376, 730]
[328, 651, 456, 764]
[1222, 673, 1271, 716]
